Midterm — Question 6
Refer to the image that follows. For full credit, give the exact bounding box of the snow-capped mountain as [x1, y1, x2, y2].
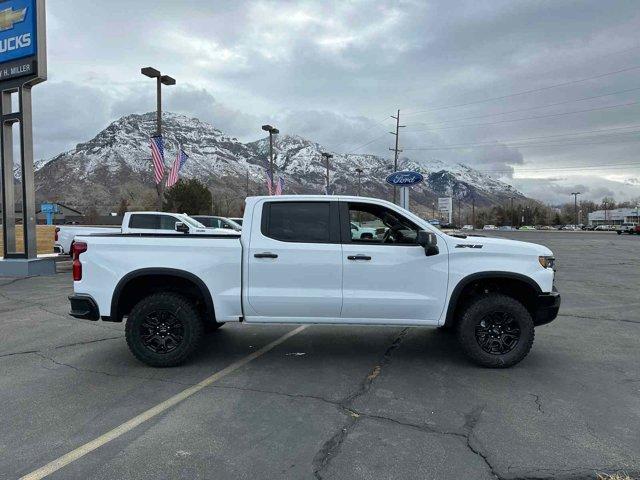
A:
[34, 112, 525, 214]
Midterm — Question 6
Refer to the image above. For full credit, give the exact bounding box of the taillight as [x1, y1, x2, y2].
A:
[72, 242, 87, 281]
[54, 227, 60, 241]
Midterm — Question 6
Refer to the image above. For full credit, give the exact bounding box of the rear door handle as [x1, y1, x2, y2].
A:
[254, 252, 278, 259]
[347, 254, 372, 261]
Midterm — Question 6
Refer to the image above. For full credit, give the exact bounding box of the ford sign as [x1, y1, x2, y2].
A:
[385, 171, 424, 187]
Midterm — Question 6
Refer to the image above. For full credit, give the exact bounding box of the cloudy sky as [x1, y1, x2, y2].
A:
[32, 0, 640, 204]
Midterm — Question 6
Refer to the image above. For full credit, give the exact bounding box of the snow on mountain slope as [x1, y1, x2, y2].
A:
[34, 112, 525, 213]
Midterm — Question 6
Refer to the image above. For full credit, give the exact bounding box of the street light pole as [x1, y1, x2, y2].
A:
[261, 125, 279, 194]
[321, 152, 333, 194]
[571, 192, 581, 227]
[141, 67, 176, 211]
[355, 168, 363, 196]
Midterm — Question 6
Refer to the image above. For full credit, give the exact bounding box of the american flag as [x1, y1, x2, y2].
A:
[275, 176, 284, 195]
[150, 136, 165, 184]
[166, 148, 189, 187]
[265, 169, 274, 195]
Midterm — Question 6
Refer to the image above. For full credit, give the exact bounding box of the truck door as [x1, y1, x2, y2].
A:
[339, 201, 448, 324]
[245, 200, 342, 321]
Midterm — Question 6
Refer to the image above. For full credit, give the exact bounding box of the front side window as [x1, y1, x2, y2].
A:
[160, 215, 179, 230]
[347, 202, 420, 245]
[263, 202, 332, 243]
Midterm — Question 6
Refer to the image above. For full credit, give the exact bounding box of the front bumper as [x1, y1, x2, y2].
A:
[533, 289, 561, 326]
[69, 294, 100, 321]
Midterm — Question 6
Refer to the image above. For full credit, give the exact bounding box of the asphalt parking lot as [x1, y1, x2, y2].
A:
[1, 231, 639, 480]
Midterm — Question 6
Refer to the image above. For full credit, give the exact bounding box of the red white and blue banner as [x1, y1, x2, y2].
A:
[166, 147, 189, 188]
[150, 136, 165, 184]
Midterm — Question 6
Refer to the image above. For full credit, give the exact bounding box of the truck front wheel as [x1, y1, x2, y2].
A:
[125, 292, 204, 367]
[456, 294, 534, 368]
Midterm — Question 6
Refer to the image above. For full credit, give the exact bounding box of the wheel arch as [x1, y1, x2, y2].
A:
[110, 268, 215, 323]
[444, 272, 542, 328]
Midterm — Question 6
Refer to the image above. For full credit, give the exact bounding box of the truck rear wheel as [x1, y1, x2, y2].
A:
[456, 294, 534, 368]
[125, 292, 204, 367]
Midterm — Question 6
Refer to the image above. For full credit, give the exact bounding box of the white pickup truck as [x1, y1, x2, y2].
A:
[69, 195, 560, 368]
[55, 211, 230, 255]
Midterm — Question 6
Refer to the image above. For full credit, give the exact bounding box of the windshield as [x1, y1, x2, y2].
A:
[177, 214, 206, 229]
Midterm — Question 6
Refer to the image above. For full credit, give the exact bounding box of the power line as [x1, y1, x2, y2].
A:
[472, 161, 640, 174]
[404, 130, 640, 151]
[403, 124, 640, 150]
[402, 64, 640, 117]
[404, 100, 640, 133]
[389, 109, 406, 203]
[404, 87, 640, 128]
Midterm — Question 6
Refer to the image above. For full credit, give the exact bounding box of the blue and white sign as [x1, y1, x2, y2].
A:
[0, 0, 36, 64]
[385, 171, 424, 187]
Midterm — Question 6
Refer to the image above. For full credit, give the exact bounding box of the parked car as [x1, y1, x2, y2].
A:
[462, 225, 474, 230]
[520, 226, 536, 231]
[350, 222, 378, 239]
[192, 216, 242, 231]
[498, 226, 515, 231]
[69, 195, 560, 369]
[616, 222, 637, 235]
[55, 212, 233, 255]
[482, 225, 497, 230]
[595, 225, 616, 231]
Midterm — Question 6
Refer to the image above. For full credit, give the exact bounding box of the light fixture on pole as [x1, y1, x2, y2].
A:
[141, 67, 176, 210]
[262, 125, 279, 194]
[571, 192, 581, 227]
[355, 168, 363, 196]
[321, 152, 333, 194]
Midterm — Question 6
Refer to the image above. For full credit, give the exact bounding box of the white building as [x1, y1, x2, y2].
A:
[588, 208, 640, 226]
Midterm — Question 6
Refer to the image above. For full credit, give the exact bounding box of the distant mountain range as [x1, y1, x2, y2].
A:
[33, 112, 526, 215]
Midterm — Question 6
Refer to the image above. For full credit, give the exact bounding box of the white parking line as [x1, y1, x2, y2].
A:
[20, 325, 308, 480]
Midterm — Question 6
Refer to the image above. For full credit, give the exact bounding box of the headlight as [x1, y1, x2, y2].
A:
[538, 256, 555, 270]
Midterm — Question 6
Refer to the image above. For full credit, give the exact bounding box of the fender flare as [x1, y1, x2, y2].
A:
[110, 268, 215, 322]
[443, 271, 542, 327]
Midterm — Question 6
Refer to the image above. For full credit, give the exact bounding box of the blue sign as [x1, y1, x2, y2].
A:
[0, 0, 37, 64]
[385, 171, 424, 187]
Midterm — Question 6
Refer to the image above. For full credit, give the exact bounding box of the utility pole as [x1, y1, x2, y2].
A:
[510, 197, 514, 226]
[571, 192, 581, 227]
[141, 67, 176, 211]
[472, 196, 476, 229]
[245, 169, 250, 198]
[355, 168, 363, 196]
[261, 125, 279, 194]
[389, 109, 405, 204]
[431, 202, 435, 219]
[322, 152, 333, 194]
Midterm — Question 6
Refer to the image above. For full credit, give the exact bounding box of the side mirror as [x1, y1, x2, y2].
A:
[417, 230, 439, 256]
[175, 222, 189, 234]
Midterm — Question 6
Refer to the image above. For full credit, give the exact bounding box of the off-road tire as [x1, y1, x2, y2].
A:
[126, 292, 204, 367]
[456, 294, 534, 368]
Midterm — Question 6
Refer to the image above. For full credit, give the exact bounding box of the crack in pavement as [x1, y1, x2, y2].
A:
[0, 335, 122, 361]
[558, 313, 640, 325]
[529, 393, 544, 413]
[311, 328, 409, 479]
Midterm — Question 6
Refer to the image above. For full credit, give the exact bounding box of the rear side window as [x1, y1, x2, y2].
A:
[263, 202, 332, 243]
[129, 214, 160, 229]
[197, 217, 221, 228]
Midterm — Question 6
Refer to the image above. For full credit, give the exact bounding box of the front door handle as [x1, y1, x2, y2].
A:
[347, 254, 372, 261]
[254, 252, 278, 259]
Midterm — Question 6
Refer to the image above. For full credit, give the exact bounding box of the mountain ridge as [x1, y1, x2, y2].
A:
[33, 112, 526, 216]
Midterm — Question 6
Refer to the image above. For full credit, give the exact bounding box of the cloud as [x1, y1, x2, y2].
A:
[25, 0, 640, 204]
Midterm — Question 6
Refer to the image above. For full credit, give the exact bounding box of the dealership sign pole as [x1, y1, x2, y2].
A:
[0, 0, 53, 276]
[385, 171, 424, 211]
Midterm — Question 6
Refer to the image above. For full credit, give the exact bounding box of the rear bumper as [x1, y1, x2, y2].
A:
[69, 294, 100, 321]
[533, 290, 561, 326]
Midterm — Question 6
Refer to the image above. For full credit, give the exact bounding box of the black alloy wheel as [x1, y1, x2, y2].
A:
[139, 310, 185, 354]
[474, 311, 521, 355]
